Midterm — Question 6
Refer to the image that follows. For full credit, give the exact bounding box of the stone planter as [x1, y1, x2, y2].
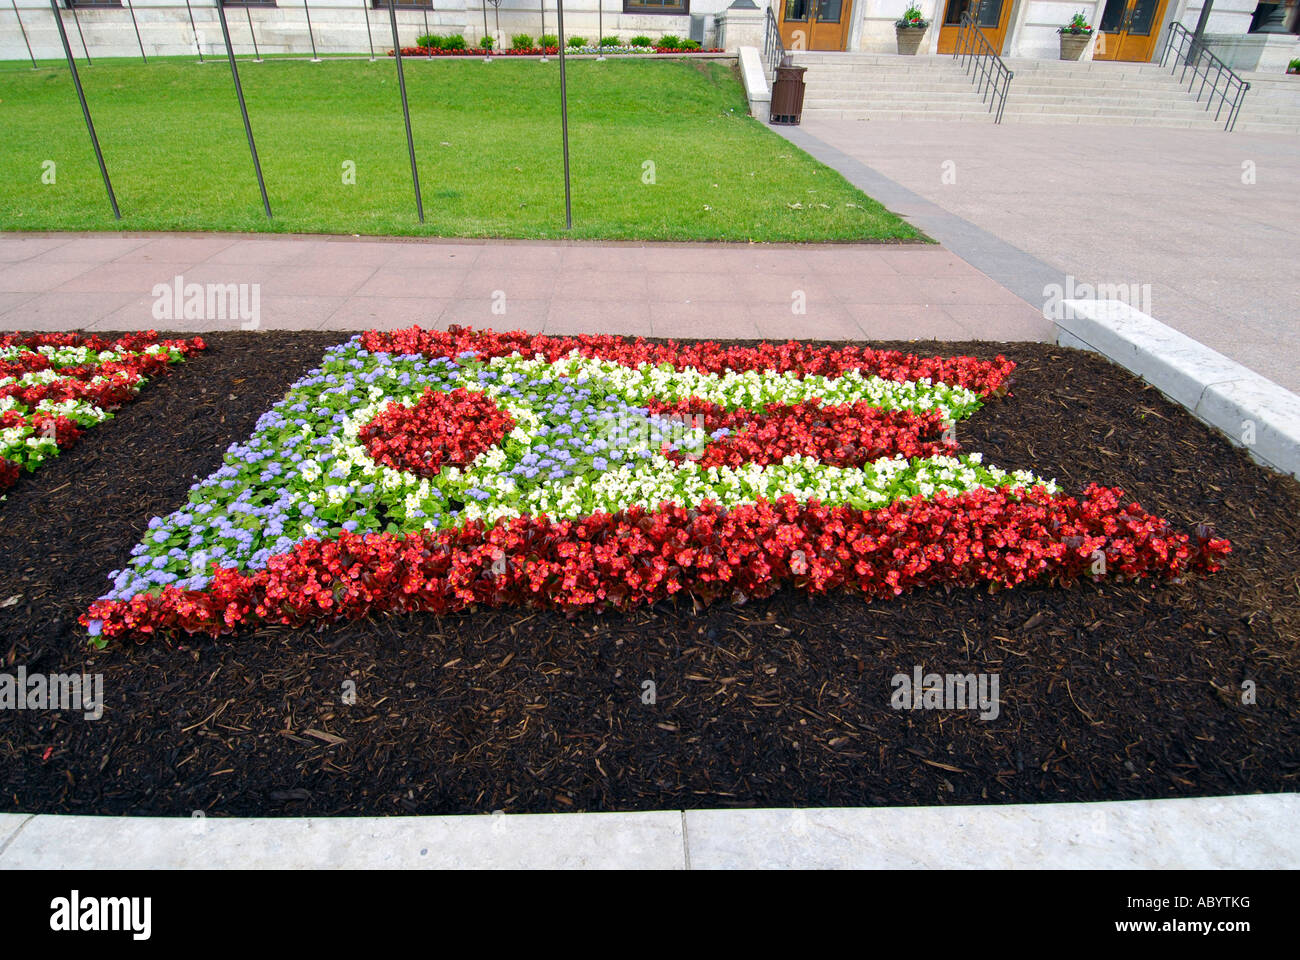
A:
[1059, 32, 1091, 61]
[896, 26, 927, 56]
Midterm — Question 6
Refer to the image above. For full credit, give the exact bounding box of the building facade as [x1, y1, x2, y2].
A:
[2, 0, 1297, 69]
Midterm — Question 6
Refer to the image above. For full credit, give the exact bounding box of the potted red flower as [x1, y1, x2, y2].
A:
[895, 6, 930, 56]
[1058, 12, 1093, 60]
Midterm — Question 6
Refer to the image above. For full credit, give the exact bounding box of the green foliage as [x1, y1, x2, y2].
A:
[629, 35, 653, 47]
[416, 33, 439, 50]
[599, 36, 622, 47]
[678, 39, 702, 50]
[510, 33, 533, 50]
[480, 35, 494, 50]
[539, 34, 559, 48]
[658, 35, 682, 49]
[568, 36, 587, 48]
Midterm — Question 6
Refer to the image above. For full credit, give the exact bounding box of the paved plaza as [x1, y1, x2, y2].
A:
[787, 119, 1300, 391]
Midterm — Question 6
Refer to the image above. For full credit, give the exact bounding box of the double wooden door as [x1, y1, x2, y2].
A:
[777, 0, 856, 52]
[1095, 0, 1170, 61]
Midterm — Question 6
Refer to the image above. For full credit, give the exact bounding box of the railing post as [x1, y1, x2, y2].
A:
[11, 0, 37, 68]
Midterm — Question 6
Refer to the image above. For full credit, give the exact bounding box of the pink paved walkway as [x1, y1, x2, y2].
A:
[0, 233, 1051, 342]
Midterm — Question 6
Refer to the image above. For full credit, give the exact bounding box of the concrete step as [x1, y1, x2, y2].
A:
[790, 49, 1273, 129]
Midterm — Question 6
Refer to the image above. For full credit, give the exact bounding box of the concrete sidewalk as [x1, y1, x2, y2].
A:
[2, 793, 1294, 869]
[788, 119, 1300, 392]
[0, 233, 1051, 342]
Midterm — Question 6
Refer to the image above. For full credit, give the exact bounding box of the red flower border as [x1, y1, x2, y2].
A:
[83, 485, 1230, 642]
[645, 396, 956, 467]
[360, 325, 1017, 397]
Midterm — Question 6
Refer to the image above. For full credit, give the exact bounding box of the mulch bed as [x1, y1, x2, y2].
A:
[0, 331, 1296, 816]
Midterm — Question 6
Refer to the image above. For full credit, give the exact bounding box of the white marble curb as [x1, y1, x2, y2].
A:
[738, 46, 771, 117]
[2, 793, 1294, 869]
[1057, 299, 1300, 479]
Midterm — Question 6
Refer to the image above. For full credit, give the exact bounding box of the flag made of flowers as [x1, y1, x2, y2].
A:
[84, 326, 1229, 641]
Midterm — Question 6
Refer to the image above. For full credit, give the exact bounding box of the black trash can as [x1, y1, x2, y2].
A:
[770, 60, 807, 125]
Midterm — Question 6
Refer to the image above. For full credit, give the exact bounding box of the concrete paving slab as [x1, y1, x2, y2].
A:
[3, 794, 1293, 869]
[0, 233, 1042, 343]
[0, 814, 32, 857]
[786, 118, 1300, 393]
[684, 794, 1300, 869]
[0, 811, 685, 870]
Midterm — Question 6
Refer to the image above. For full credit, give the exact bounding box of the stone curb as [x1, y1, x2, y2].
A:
[2, 793, 1295, 869]
[1058, 299, 1300, 479]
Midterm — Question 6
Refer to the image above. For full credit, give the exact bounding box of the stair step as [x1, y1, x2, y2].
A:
[787, 51, 1296, 132]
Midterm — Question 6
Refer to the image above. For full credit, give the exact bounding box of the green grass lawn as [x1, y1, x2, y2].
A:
[0, 56, 923, 242]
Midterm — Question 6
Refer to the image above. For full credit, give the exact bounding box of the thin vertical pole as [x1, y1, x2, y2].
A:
[480, 0, 488, 54]
[183, 0, 204, 62]
[48, 0, 118, 218]
[124, 0, 146, 63]
[556, 0, 571, 230]
[422, 7, 430, 59]
[303, 0, 320, 61]
[11, 0, 37, 68]
[596, 0, 604, 59]
[244, 4, 261, 62]
[68, 0, 90, 65]
[387, 0, 424, 223]
[362, 0, 374, 60]
[215, 0, 272, 219]
[539, 0, 546, 61]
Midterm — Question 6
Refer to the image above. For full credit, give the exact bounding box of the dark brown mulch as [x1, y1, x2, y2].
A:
[0, 332, 1296, 817]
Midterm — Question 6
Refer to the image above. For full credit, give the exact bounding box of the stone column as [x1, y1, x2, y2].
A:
[721, 0, 768, 53]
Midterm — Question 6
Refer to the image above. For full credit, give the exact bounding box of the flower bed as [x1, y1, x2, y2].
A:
[83, 326, 1228, 641]
[390, 45, 724, 57]
[0, 331, 205, 492]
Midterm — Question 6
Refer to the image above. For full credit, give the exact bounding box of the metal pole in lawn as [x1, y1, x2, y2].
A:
[539, 0, 546, 61]
[596, 0, 604, 60]
[481, 0, 490, 60]
[422, 6, 429, 58]
[362, 0, 375, 60]
[183, 0, 204, 63]
[386, 0, 424, 223]
[67, 0, 91, 65]
[556, 0, 571, 230]
[124, 0, 147, 63]
[303, 0, 321, 61]
[11, 0, 38, 68]
[215, 0, 272, 219]
[47, 0, 118, 218]
[243, 3, 262, 62]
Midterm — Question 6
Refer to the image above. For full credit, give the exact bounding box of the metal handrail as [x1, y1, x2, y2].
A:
[951, 11, 1013, 123]
[1159, 21, 1250, 131]
[762, 5, 785, 80]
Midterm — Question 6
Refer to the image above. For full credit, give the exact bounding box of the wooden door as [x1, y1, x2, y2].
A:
[937, 0, 1013, 56]
[1095, 0, 1170, 61]
[778, 0, 856, 51]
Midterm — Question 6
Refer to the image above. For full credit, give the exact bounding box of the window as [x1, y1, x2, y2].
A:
[623, 0, 690, 15]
